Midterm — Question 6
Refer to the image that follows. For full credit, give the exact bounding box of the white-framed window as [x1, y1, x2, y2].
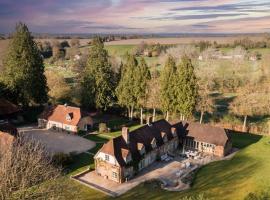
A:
[112, 171, 118, 179]
[65, 126, 70, 130]
[105, 154, 110, 161]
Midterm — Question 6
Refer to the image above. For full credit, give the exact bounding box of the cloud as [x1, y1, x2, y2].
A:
[0, 0, 270, 33]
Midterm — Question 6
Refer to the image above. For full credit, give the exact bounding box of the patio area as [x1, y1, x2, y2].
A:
[72, 157, 187, 197]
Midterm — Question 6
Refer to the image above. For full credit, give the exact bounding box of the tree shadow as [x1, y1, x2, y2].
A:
[213, 92, 236, 118]
[228, 130, 263, 149]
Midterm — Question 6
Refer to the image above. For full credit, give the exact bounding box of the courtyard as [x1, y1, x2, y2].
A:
[18, 125, 96, 154]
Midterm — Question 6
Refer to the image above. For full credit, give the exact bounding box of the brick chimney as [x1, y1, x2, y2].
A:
[122, 127, 130, 144]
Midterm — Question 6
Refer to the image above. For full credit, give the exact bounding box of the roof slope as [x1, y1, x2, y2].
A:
[39, 105, 82, 126]
[175, 121, 230, 146]
[0, 123, 18, 137]
[98, 119, 175, 166]
[0, 98, 21, 116]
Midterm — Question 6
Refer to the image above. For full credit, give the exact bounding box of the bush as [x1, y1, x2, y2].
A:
[52, 152, 74, 167]
[99, 123, 107, 133]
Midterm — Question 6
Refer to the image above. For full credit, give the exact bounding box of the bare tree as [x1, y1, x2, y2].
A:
[0, 136, 74, 200]
[146, 69, 161, 122]
[196, 79, 215, 124]
[230, 82, 270, 132]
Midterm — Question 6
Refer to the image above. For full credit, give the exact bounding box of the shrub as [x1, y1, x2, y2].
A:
[99, 123, 107, 133]
[52, 152, 73, 167]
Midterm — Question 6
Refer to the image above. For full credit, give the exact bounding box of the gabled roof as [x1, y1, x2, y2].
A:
[0, 99, 21, 116]
[0, 122, 18, 137]
[98, 119, 175, 167]
[174, 121, 230, 147]
[39, 105, 83, 126]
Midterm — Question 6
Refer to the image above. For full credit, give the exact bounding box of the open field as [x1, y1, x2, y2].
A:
[105, 36, 265, 45]
[64, 132, 270, 200]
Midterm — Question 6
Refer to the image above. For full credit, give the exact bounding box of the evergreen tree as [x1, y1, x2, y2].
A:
[116, 54, 138, 119]
[81, 37, 115, 111]
[1, 23, 48, 106]
[134, 58, 151, 124]
[160, 56, 177, 120]
[174, 56, 198, 119]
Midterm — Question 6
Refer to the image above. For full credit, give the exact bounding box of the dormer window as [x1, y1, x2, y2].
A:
[171, 127, 177, 137]
[161, 132, 168, 142]
[137, 143, 145, 155]
[121, 148, 131, 163]
[151, 138, 157, 149]
[66, 113, 73, 121]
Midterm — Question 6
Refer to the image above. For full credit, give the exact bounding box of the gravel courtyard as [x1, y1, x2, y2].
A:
[19, 126, 95, 154]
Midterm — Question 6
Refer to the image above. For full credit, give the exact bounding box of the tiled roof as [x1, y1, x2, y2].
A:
[39, 105, 83, 126]
[0, 123, 18, 137]
[98, 119, 175, 166]
[174, 121, 230, 146]
[98, 120, 231, 167]
[0, 99, 21, 116]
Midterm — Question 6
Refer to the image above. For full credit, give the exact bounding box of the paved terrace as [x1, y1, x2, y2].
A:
[72, 157, 186, 197]
[72, 150, 238, 197]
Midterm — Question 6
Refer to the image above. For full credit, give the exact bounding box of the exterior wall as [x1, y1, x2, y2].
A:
[46, 120, 78, 133]
[95, 159, 122, 183]
[214, 146, 225, 157]
[95, 152, 122, 183]
[38, 119, 47, 128]
[138, 149, 158, 170]
[122, 166, 134, 181]
[224, 140, 232, 156]
[183, 137, 230, 157]
[77, 116, 93, 131]
[95, 152, 119, 166]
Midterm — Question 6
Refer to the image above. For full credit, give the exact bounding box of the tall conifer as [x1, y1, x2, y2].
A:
[81, 37, 115, 111]
[2, 23, 48, 106]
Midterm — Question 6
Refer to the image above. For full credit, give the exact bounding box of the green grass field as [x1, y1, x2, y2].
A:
[105, 45, 135, 56]
[64, 130, 270, 200]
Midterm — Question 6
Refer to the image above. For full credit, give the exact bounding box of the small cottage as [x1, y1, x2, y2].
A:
[38, 104, 93, 133]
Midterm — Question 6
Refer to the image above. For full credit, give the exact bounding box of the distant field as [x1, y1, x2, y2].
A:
[105, 44, 135, 56]
[105, 36, 264, 45]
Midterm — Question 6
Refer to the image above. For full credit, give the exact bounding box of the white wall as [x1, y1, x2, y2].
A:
[95, 152, 120, 166]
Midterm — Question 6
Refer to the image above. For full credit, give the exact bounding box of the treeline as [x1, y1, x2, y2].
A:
[134, 41, 174, 57]
[194, 35, 270, 52]
[1, 23, 269, 132]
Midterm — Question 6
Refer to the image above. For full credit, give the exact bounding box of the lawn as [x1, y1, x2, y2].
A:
[66, 132, 270, 200]
[105, 45, 135, 57]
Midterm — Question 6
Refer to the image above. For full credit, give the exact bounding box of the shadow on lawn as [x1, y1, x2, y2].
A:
[229, 130, 263, 149]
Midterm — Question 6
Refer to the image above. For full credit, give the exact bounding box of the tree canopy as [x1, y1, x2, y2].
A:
[1, 22, 48, 106]
[81, 37, 115, 111]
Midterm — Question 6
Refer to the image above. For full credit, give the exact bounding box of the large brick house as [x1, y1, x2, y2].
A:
[94, 119, 180, 183]
[94, 119, 232, 183]
[38, 105, 93, 133]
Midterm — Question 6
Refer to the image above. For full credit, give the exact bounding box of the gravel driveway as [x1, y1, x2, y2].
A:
[19, 126, 95, 154]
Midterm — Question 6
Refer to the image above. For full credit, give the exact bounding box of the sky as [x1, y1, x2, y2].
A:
[0, 0, 270, 34]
